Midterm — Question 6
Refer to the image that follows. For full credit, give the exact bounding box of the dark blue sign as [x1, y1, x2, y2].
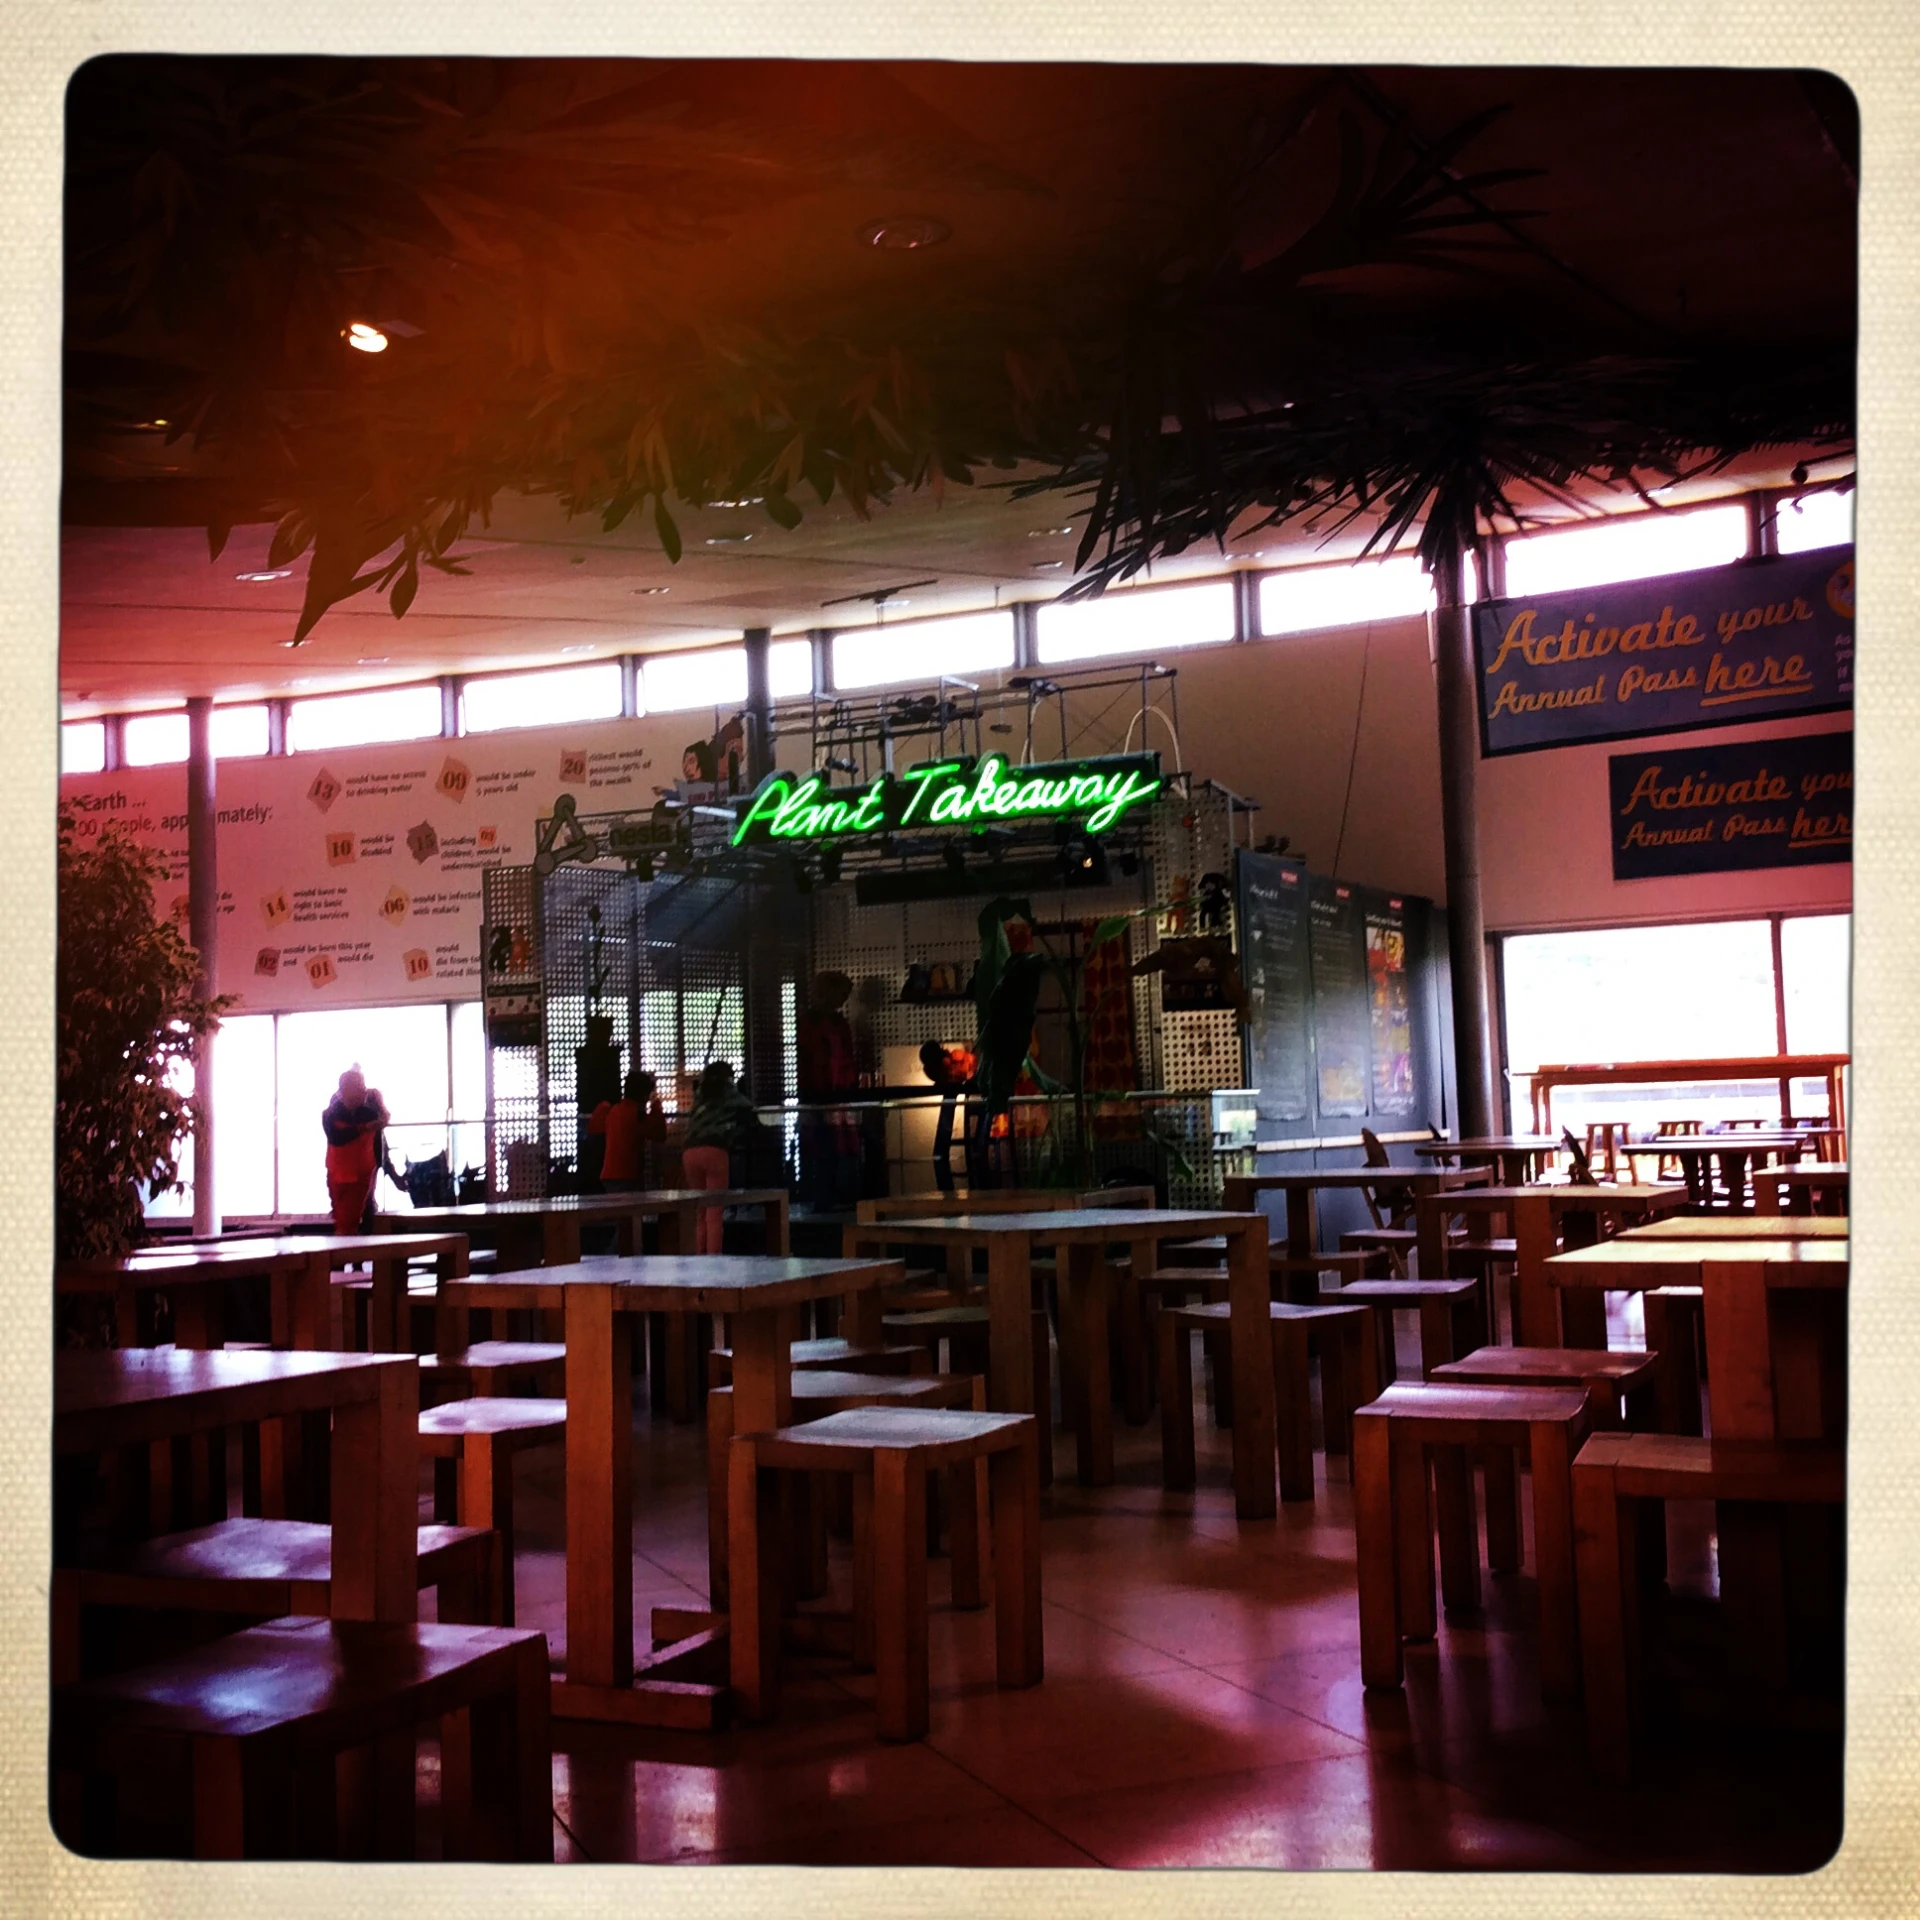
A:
[1476, 547, 1853, 755]
[1608, 729, 1852, 880]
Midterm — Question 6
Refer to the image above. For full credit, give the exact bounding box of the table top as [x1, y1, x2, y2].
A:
[1412, 1137, 1562, 1156]
[386, 1190, 786, 1228]
[1619, 1215, 1848, 1242]
[1546, 1237, 1849, 1287]
[55, 1347, 409, 1450]
[1779, 1161, 1849, 1182]
[440, 1251, 902, 1313]
[857, 1207, 1262, 1245]
[1417, 1183, 1688, 1211]
[138, 1232, 465, 1262]
[1616, 1133, 1826, 1155]
[1226, 1168, 1474, 1192]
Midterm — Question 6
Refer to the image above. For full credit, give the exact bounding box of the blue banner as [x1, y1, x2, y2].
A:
[1475, 546, 1853, 755]
[1608, 729, 1852, 880]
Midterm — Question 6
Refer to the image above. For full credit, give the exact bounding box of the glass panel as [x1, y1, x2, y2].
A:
[213, 1013, 277, 1216]
[1036, 580, 1235, 663]
[1257, 556, 1434, 637]
[142, 1054, 195, 1218]
[121, 711, 189, 766]
[1781, 913, 1850, 1055]
[770, 638, 814, 700]
[1502, 919, 1780, 1130]
[212, 705, 271, 758]
[461, 661, 623, 733]
[1502, 502, 1750, 596]
[643, 646, 747, 714]
[1775, 489, 1853, 555]
[60, 721, 106, 774]
[449, 1000, 488, 1188]
[286, 683, 444, 753]
[274, 1003, 452, 1215]
[832, 610, 1015, 689]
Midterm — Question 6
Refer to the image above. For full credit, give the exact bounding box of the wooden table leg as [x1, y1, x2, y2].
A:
[989, 1432, 1043, 1688]
[1285, 1187, 1313, 1266]
[1573, 1453, 1635, 1781]
[1272, 1319, 1315, 1503]
[983, 1238, 1036, 1421]
[289, 1255, 334, 1353]
[1062, 1242, 1114, 1487]
[1354, 1410, 1402, 1688]
[764, 1193, 791, 1256]
[562, 1283, 632, 1688]
[1117, 1239, 1154, 1426]
[1414, 1188, 1447, 1283]
[435, 1244, 471, 1358]
[1432, 1443, 1480, 1612]
[1529, 1417, 1581, 1699]
[328, 1360, 419, 1623]
[1512, 1194, 1560, 1348]
[1225, 1221, 1278, 1521]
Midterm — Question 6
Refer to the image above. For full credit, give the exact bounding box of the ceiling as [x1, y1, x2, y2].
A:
[59, 60, 1857, 714]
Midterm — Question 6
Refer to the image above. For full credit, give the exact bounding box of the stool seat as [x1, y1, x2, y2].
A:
[881, 1305, 990, 1329]
[420, 1399, 565, 1626]
[708, 1337, 928, 1384]
[1321, 1276, 1483, 1381]
[422, 1342, 565, 1398]
[1431, 1345, 1657, 1430]
[52, 1615, 550, 1860]
[418, 1397, 566, 1447]
[748, 1404, 1031, 1465]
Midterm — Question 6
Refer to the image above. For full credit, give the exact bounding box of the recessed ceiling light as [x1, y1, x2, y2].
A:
[859, 216, 951, 251]
[708, 497, 764, 509]
[280, 639, 306, 649]
[237, 570, 292, 583]
[1026, 527, 1074, 538]
[560, 644, 597, 655]
[356, 656, 390, 666]
[704, 533, 753, 546]
[631, 586, 672, 596]
[344, 322, 389, 354]
[1030, 560, 1068, 572]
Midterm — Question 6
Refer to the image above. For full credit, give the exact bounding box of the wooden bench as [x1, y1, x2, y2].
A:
[1157, 1301, 1377, 1500]
[419, 1398, 566, 1627]
[53, 1520, 499, 1684]
[729, 1407, 1042, 1740]
[1354, 1382, 1591, 1698]
[52, 1615, 551, 1860]
[1319, 1276, 1482, 1382]
[1572, 1432, 1846, 1781]
[705, 1369, 985, 1611]
[421, 1342, 564, 1399]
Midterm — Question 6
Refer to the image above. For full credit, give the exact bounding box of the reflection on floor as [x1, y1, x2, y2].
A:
[467, 1317, 1842, 1871]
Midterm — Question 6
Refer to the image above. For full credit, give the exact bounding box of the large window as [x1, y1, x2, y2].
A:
[831, 610, 1016, 691]
[1775, 488, 1853, 556]
[60, 721, 106, 774]
[121, 704, 271, 767]
[1502, 502, 1750, 597]
[286, 682, 445, 754]
[462, 661, 623, 733]
[1258, 555, 1433, 637]
[641, 639, 812, 712]
[1501, 913, 1849, 1129]
[1035, 580, 1235, 664]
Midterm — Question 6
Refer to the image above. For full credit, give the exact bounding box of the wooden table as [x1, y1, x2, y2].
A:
[1223, 1167, 1483, 1287]
[64, 1235, 470, 1353]
[385, 1189, 790, 1269]
[54, 1348, 419, 1622]
[439, 1253, 901, 1727]
[1412, 1136, 1565, 1184]
[1619, 1215, 1847, 1243]
[1412, 1184, 1690, 1348]
[1770, 1161, 1849, 1216]
[1545, 1238, 1848, 1441]
[1615, 1132, 1828, 1210]
[855, 1209, 1277, 1515]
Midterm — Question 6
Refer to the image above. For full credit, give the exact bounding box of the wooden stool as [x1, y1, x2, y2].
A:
[708, 1337, 929, 1385]
[1340, 1227, 1420, 1277]
[1268, 1247, 1390, 1305]
[419, 1398, 565, 1628]
[52, 1520, 499, 1684]
[705, 1369, 984, 1611]
[1354, 1382, 1590, 1698]
[1157, 1301, 1377, 1499]
[52, 1615, 550, 1861]
[1573, 1433, 1845, 1781]
[883, 1302, 1056, 1488]
[1320, 1276, 1482, 1382]
[1430, 1345, 1660, 1431]
[1643, 1286, 1705, 1434]
[729, 1407, 1042, 1740]
[1138, 1267, 1230, 1422]
[422, 1342, 565, 1399]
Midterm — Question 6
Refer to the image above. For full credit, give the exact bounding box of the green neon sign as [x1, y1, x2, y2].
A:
[731, 751, 1165, 848]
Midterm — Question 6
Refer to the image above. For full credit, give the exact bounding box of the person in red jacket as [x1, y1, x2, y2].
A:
[586, 1068, 667, 1191]
[322, 1067, 398, 1234]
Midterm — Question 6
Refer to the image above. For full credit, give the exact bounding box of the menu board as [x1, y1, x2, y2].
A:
[1307, 878, 1370, 1119]
[1234, 853, 1311, 1127]
[1364, 894, 1416, 1116]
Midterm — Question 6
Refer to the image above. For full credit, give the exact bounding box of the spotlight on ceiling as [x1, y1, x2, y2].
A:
[631, 585, 672, 596]
[1061, 835, 1109, 887]
[344, 321, 389, 354]
[859, 215, 951, 251]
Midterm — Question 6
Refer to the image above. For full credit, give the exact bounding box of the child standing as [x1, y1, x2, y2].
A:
[681, 1060, 758, 1253]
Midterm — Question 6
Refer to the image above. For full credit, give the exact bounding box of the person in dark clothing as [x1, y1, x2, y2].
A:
[797, 969, 861, 1209]
[322, 1066, 400, 1233]
[682, 1060, 759, 1253]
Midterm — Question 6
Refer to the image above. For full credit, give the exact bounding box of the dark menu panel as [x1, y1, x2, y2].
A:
[1235, 852, 1311, 1127]
[1308, 878, 1370, 1120]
